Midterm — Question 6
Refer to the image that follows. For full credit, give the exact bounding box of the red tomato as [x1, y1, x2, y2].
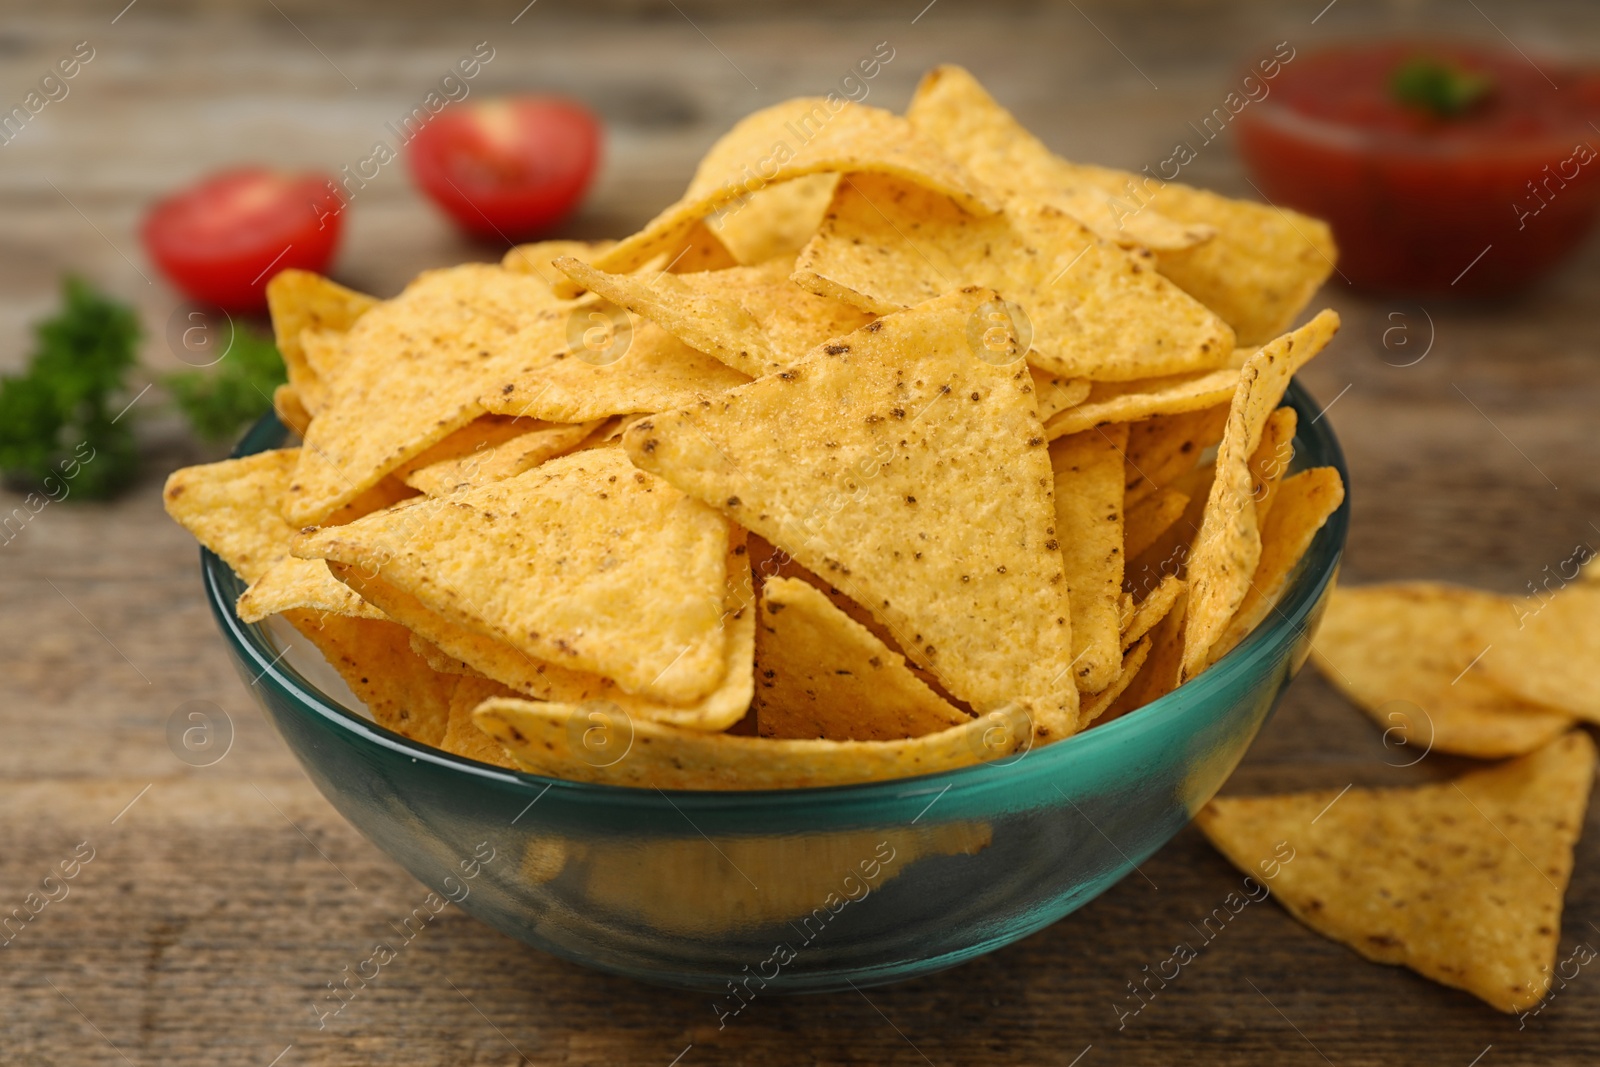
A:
[405, 97, 601, 240]
[142, 168, 343, 312]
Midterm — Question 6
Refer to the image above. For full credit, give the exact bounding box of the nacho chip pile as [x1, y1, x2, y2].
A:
[166, 66, 1345, 791]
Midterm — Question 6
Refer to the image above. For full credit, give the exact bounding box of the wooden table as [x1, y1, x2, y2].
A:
[4, 2, 1599, 1063]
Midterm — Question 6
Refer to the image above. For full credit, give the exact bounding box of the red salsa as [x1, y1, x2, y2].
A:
[1235, 42, 1600, 296]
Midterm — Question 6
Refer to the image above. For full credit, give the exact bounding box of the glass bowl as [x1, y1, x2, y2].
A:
[202, 381, 1347, 994]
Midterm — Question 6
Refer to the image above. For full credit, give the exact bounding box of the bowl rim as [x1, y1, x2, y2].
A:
[203, 379, 1348, 808]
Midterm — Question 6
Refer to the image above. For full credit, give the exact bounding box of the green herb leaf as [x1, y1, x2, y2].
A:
[0, 277, 141, 500]
[1391, 56, 1495, 119]
[161, 325, 287, 444]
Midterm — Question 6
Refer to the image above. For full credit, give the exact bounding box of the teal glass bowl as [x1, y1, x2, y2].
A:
[203, 381, 1346, 994]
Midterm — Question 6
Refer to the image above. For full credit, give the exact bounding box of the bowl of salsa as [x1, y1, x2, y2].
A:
[1235, 41, 1600, 297]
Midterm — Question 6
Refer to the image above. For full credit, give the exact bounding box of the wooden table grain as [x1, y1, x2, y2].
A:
[3, 3, 1600, 1064]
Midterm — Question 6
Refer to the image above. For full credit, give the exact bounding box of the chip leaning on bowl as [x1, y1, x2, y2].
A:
[165, 66, 1345, 790]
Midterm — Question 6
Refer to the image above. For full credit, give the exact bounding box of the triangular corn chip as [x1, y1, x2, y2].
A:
[754, 576, 971, 741]
[1121, 574, 1184, 652]
[1124, 486, 1189, 563]
[328, 555, 756, 732]
[1479, 584, 1600, 725]
[297, 448, 733, 705]
[399, 419, 601, 496]
[707, 173, 839, 265]
[438, 675, 520, 768]
[908, 65, 1336, 345]
[574, 98, 1000, 282]
[1312, 583, 1574, 759]
[265, 270, 379, 414]
[1081, 634, 1152, 727]
[622, 288, 1081, 738]
[1123, 405, 1228, 506]
[1207, 465, 1342, 665]
[906, 64, 1213, 252]
[1183, 310, 1339, 678]
[793, 174, 1233, 381]
[555, 256, 872, 377]
[1248, 406, 1298, 529]
[476, 313, 750, 424]
[474, 694, 1030, 790]
[1049, 425, 1128, 692]
[1196, 731, 1596, 1013]
[285, 612, 457, 746]
[284, 264, 579, 525]
[1045, 367, 1240, 439]
[503, 239, 616, 286]
[162, 450, 386, 623]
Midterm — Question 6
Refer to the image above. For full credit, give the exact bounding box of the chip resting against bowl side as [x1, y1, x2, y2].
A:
[1197, 731, 1596, 1013]
[168, 68, 1348, 789]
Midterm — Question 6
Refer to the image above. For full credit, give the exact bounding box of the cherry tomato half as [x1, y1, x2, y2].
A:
[142, 167, 343, 312]
[405, 97, 601, 240]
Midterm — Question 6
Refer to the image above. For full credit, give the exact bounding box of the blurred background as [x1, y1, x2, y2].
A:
[4, 2, 1599, 1064]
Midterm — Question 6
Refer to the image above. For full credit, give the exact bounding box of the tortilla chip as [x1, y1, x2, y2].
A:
[708, 173, 839, 266]
[1049, 425, 1128, 692]
[1196, 731, 1596, 1013]
[1311, 582, 1574, 759]
[399, 419, 601, 496]
[297, 448, 732, 704]
[556, 256, 873, 377]
[906, 66, 1336, 345]
[1123, 406, 1229, 506]
[573, 98, 1000, 285]
[906, 64, 1213, 253]
[1248, 406, 1298, 528]
[477, 312, 751, 424]
[474, 694, 1030, 790]
[328, 536, 756, 731]
[1044, 367, 1240, 439]
[284, 264, 585, 526]
[1081, 635, 1152, 727]
[572, 821, 991, 933]
[1032, 372, 1092, 422]
[754, 576, 972, 741]
[793, 174, 1234, 381]
[265, 270, 379, 413]
[1479, 584, 1600, 725]
[235, 555, 384, 623]
[1102, 591, 1186, 721]
[409, 633, 481, 677]
[623, 288, 1081, 739]
[503, 239, 616, 287]
[1182, 310, 1339, 679]
[285, 612, 457, 746]
[1122, 574, 1184, 651]
[273, 384, 312, 436]
[163, 450, 301, 584]
[438, 675, 520, 768]
[1207, 466, 1343, 665]
[1124, 486, 1190, 563]
[662, 218, 741, 273]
